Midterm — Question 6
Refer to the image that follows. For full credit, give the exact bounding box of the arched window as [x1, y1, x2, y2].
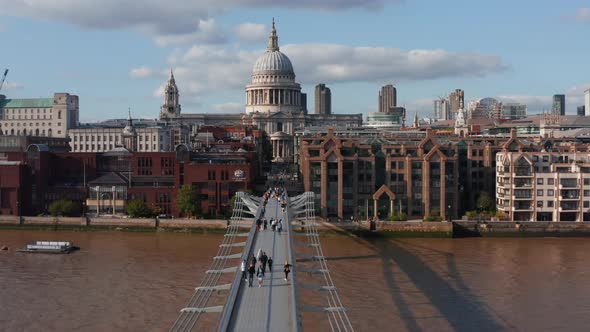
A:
[48, 128, 53, 137]
[35, 128, 39, 136]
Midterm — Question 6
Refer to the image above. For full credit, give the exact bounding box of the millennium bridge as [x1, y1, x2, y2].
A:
[168, 190, 354, 331]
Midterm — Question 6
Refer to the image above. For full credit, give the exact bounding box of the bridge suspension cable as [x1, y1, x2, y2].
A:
[290, 192, 354, 332]
[169, 192, 260, 332]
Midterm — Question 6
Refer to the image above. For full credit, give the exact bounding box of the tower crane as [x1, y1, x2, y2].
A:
[0, 69, 8, 92]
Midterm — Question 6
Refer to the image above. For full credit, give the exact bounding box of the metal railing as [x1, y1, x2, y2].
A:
[169, 192, 260, 332]
[290, 192, 354, 332]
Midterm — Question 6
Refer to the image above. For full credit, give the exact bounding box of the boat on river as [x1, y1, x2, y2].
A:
[17, 241, 79, 254]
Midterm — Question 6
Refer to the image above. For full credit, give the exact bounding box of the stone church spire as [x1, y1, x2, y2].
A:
[268, 18, 279, 51]
[159, 69, 181, 120]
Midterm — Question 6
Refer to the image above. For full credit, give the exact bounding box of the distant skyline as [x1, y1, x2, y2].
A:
[1, 0, 590, 122]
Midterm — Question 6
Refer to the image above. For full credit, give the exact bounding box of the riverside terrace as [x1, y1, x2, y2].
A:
[168, 190, 353, 332]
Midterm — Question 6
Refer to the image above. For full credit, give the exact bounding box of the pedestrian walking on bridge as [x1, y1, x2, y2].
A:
[257, 265, 265, 287]
[241, 259, 247, 281]
[268, 257, 273, 273]
[284, 261, 291, 281]
[248, 264, 255, 287]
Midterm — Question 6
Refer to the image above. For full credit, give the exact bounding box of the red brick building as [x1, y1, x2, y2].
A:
[0, 142, 259, 217]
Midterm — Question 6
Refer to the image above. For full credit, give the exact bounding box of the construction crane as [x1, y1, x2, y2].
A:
[0, 69, 8, 92]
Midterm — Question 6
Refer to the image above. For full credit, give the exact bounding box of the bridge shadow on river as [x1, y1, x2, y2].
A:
[324, 232, 511, 332]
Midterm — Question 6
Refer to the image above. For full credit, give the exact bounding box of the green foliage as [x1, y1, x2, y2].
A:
[423, 215, 442, 222]
[259, 131, 273, 162]
[476, 191, 494, 212]
[387, 212, 408, 221]
[125, 199, 156, 218]
[48, 199, 80, 217]
[177, 184, 201, 218]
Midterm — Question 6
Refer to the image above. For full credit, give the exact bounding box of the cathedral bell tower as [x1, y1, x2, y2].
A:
[123, 109, 137, 151]
[160, 69, 181, 120]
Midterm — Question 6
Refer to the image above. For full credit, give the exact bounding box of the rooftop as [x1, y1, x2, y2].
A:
[0, 98, 53, 109]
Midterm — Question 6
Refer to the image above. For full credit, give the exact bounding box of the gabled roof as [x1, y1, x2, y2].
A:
[88, 172, 128, 186]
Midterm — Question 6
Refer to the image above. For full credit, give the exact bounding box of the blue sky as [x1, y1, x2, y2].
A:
[1, 0, 590, 122]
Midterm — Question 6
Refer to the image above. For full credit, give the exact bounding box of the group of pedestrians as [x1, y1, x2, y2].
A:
[241, 250, 273, 288]
[240, 254, 293, 287]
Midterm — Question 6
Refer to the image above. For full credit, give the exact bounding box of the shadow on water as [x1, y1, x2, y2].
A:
[333, 233, 508, 332]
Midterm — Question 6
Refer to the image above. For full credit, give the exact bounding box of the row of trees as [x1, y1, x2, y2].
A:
[46, 184, 206, 218]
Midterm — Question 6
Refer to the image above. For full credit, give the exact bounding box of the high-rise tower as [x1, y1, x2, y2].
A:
[449, 89, 464, 115]
[552, 94, 565, 115]
[378, 84, 397, 113]
[315, 83, 331, 115]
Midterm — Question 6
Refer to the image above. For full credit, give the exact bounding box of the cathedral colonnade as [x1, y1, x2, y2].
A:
[246, 89, 301, 106]
[270, 134, 292, 162]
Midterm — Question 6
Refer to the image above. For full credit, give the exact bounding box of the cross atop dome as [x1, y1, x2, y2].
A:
[268, 18, 279, 51]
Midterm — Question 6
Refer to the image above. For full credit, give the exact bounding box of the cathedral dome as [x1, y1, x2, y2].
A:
[253, 51, 293, 75]
[251, 18, 294, 76]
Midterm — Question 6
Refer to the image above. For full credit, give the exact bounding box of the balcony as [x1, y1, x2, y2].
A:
[560, 202, 579, 211]
[560, 190, 580, 200]
[560, 179, 579, 188]
[513, 195, 532, 200]
[513, 205, 533, 211]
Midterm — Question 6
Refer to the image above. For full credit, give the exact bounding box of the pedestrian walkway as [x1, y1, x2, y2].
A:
[169, 190, 352, 332]
[227, 191, 295, 331]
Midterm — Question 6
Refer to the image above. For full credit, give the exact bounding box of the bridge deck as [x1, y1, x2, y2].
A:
[228, 195, 294, 331]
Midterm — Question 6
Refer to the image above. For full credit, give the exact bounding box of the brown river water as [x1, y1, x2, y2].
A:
[1, 230, 590, 332]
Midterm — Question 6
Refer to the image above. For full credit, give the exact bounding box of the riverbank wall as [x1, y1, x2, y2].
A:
[3, 216, 590, 237]
[453, 221, 590, 237]
[0, 215, 237, 233]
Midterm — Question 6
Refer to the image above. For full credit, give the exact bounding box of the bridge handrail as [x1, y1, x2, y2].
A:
[216, 193, 261, 332]
[169, 192, 256, 332]
[285, 192, 301, 332]
[292, 192, 354, 332]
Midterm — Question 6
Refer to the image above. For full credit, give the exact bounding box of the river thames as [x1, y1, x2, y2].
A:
[1, 230, 589, 331]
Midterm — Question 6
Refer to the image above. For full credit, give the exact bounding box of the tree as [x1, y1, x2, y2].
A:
[48, 199, 80, 217]
[259, 131, 273, 162]
[476, 192, 494, 212]
[125, 199, 155, 218]
[177, 184, 201, 218]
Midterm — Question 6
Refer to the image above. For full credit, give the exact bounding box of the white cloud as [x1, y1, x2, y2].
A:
[152, 18, 226, 46]
[573, 8, 590, 22]
[130, 66, 156, 78]
[154, 43, 506, 93]
[283, 44, 508, 83]
[136, 42, 507, 113]
[0, 0, 402, 45]
[235, 23, 267, 43]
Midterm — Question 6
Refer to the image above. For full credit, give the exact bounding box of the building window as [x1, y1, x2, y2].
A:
[548, 178, 554, 185]
[548, 190, 554, 196]
[537, 179, 543, 185]
[585, 179, 590, 186]
[161, 157, 175, 176]
[537, 189, 543, 196]
[542, 156, 549, 162]
[208, 170, 216, 180]
[584, 190, 590, 197]
[585, 201, 590, 208]
[537, 201, 543, 208]
[547, 201, 554, 208]
[137, 157, 153, 175]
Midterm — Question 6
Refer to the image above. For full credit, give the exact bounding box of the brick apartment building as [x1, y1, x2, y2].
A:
[298, 128, 520, 220]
